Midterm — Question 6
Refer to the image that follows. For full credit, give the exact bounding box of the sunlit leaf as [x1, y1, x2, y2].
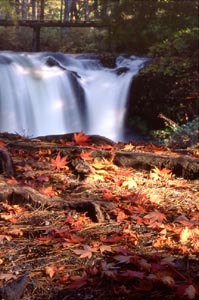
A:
[76, 150, 93, 161]
[74, 131, 90, 145]
[51, 152, 69, 170]
[150, 166, 172, 180]
[179, 226, 192, 243]
[45, 265, 57, 278]
[39, 185, 56, 196]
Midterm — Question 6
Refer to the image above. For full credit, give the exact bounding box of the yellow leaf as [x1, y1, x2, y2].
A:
[122, 177, 137, 189]
[123, 144, 135, 151]
[180, 226, 192, 243]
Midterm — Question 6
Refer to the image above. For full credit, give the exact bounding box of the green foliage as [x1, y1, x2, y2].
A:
[151, 118, 199, 148]
[108, 0, 198, 54]
[145, 27, 199, 76]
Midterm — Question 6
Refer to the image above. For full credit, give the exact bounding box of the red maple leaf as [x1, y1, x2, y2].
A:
[100, 234, 123, 243]
[74, 131, 90, 145]
[144, 211, 167, 225]
[76, 150, 93, 161]
[51, 153, 69, 170]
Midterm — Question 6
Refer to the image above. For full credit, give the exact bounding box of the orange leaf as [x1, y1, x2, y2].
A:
[51, 153, 69, 170]
[39, 186, 55, 196]
[45, 265, 58, 278]
[7, 177, 18, 184]
[76, 150, 93, 161]
[74, 131, 89, 145]
[0, 141, 7, 148]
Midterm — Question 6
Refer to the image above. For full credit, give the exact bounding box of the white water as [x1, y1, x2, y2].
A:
[0, 52, 148, 141]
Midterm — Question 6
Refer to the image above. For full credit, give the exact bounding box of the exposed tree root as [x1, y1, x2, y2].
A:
[0, 183, 108, 222]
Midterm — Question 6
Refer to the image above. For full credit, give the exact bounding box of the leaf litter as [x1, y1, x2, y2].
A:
[0, 132, 198, 300]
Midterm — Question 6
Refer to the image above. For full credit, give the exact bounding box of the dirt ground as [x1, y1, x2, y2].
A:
[0, 133, 198, 300]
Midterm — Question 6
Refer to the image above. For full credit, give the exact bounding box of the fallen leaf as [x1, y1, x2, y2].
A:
[45, 265, 57, 278]
[100, 234, 124, 243]
[65, 274, 88, 289]
[122, 177, 137, 189]
[144, 211, 167, 225]
[51, 153, 69, 170]
[76, 150, 93, 161]
[72, 245, 98, 259]
[99, 244, 112, 254]
[123, 144, 135, 151]
[138, 258, 151, 271]
[0, 273, 17, 281]
[113, 255, 133, 264]
[39, 185, 56, 196]
[74, 131, 89, 145]
[150, 166, 172, 180]
[120, 270, 145, 280]
[179, 226, 192, 243]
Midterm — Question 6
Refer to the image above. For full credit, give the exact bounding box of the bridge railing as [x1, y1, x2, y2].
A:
[0, 0, 113, 23]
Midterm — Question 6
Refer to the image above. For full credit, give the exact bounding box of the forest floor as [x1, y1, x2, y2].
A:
[0, 132, 198, 300]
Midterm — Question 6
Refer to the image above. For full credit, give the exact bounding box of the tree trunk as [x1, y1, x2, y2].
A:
[31, 0, 37, 20]
[40, 0, 44, 20]
[21, 0, 28, 20]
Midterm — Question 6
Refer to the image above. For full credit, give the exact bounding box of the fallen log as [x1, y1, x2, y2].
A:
[1, 132, 198, 179]
[114, 150, 199, 179]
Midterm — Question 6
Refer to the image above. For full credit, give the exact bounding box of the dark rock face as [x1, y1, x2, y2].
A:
[125, 68, 199, 133]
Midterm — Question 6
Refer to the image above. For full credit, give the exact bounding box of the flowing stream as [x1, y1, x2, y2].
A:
[0, 52, 148, 141]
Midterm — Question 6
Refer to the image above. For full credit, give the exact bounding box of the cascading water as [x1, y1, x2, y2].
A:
[0, 51, 148, 141]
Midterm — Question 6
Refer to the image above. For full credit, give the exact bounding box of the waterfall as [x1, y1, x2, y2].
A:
[0, 51, 148, 141]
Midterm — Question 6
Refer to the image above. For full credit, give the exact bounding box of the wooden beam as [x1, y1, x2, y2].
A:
[0, 20, 108, 28]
